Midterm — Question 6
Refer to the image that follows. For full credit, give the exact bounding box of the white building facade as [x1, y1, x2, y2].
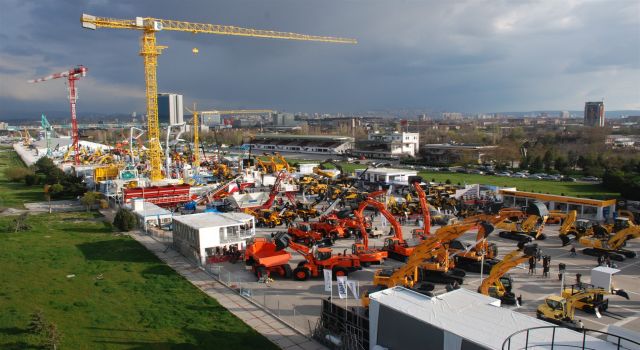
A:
[366, 131, 420, 157]
[355, 168, 418, 186]
[172, 212, 255, 265]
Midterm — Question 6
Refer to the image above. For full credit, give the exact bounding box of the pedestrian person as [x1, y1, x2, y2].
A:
[528, 256, 536, 275]
[542, 256, 550, 278]
[570, 244, 577, 257]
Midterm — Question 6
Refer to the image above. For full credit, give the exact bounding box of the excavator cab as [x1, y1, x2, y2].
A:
[315, 248, 333, 261]
[614, 217, 631, 231]
[575, 219, 591, 233]
[499, 275, 513, 293]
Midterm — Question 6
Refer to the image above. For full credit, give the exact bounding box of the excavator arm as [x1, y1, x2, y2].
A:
[352, 197, 402, 250]
[478, 243, 539, 296]
[564, 288, 629, 321]
[380, 220, 487, 288]
[607, 226, 640, 250]
[409, 176, 431, 236]
[559, 210, 577, 236]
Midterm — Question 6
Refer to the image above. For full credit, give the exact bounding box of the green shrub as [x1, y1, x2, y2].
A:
[113, 208, 137, 231]
[24, 174, 38, 186]
[4, 167, 32, 182]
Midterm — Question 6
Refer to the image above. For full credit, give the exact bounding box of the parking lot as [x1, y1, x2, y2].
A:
[208, 218, 640, 334]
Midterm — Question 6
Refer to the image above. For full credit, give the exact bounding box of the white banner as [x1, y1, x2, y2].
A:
[347, 280, 359, 299]
[337, 276, 348, 299]
[323, 269, 332, 292]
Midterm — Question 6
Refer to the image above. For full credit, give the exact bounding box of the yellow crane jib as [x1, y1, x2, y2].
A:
[81, 14, 356, 182]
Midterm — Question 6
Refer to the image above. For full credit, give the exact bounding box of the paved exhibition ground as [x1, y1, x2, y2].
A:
[211, 220, 640, 334]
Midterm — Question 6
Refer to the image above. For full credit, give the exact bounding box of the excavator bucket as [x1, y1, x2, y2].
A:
[614, 289, 630, 300]
[523, 243, 539, 257]
[335, 209, 352, 219]
[479, 222, 495, 238]
[408, 176, 423, 184]
[559, 234, 572, 246]
[273, 232, 291, 251]
[526, 201, 549, 217]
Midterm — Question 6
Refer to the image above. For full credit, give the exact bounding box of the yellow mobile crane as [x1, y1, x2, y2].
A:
[81, 14, 355, 181]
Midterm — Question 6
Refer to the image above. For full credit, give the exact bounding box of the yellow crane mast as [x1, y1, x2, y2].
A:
[81, 14, 356, 182]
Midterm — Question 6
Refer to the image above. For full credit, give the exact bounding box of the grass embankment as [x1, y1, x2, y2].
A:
[0, 212, 278, 349]
[0, 147, 43, 208]
[0, 147, 275, 349]
[326, 162, 619, 199]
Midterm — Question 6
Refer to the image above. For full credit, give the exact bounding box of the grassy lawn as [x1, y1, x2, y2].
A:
[319, 161, 618, 199]
[0, 212, 277, 350]
[0, 147, 43, 208]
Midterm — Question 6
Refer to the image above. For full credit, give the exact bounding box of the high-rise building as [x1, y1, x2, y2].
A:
[157, 93, 184, 125]
[584, 102, 605, 127]
[559, 111, 570, 119]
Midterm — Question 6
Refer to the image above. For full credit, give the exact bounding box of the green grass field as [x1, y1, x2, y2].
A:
[325, 162, 618, 199]
[0, 212, 278, 350]
[0, 147, 43, 208]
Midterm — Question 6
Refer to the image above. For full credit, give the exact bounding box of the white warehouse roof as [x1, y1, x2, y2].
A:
[369, 287, 619, 350]
[355, 168, 417, 175]
[132, 202, 172, 218]
[173, 212, 253, 229]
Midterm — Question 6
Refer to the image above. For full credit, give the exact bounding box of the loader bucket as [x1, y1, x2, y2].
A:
[526, 201, 549, 217]
[614, 289, 630, 300]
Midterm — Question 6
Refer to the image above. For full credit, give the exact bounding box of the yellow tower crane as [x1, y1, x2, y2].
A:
[81, 14, 356, 182]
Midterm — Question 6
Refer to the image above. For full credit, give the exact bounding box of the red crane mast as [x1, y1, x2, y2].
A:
[28, 65, 87, 165]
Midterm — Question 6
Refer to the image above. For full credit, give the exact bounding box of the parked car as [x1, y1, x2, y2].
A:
[496, 172, 511, 177]
[581, 176, 601, 182]
[440, 167, 450, 172]
[561, 177, 577, 182]
[528, 175, 542, 180]
[469, 169, 484, 175]
[513, 172, 528, 178]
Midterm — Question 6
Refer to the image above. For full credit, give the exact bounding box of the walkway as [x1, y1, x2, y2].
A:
[131, 232, 327, 350]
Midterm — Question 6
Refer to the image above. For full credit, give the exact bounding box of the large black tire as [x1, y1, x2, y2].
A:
[559, 234, 572, 247]
[293, 267, 310, 281]
[535, 233, 547, 240]
[609, 253, 625, 262]
[332, 266, 348, 280]
[282, 264, 293, 279]
[622, 250, 637, 258]
[452, 268, 466, 277]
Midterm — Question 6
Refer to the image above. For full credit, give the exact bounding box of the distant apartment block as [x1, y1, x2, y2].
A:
[157, 93, 184, 125]
[442, 112, 463, 121]
[584, 101, 605, 127]
[352, 131, 419, 159]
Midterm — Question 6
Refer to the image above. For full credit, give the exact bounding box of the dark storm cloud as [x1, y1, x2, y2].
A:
[0, 0, 639, 116]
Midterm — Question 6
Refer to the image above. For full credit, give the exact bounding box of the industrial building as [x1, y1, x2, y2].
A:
[584, 101, 605, 127]
[422, 143, 498, 165]
[247, 134, 353, 155]
[499, 190, 617, 221]
[158, 93, 184, 125]
[368, 287, 620, 350]
[172, 212, 255, 265]
[352, 131, 419, 159]
[355, 167, 418, 186]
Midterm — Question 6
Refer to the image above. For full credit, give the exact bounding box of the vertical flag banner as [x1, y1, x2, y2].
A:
[337, 276, 348, 299]
[347, 280, 359, 299]
[323, 269, 333, 292]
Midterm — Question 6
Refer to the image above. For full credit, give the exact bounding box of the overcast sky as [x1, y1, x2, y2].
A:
[0, 0, 638, 116]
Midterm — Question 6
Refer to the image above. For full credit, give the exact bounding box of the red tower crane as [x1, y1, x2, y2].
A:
[28, 65, 88, 165]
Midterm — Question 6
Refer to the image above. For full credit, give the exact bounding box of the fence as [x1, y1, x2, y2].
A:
[147, 226, 173, 244]
[203, 262, 320, 338]
[502, 326, 640, 350]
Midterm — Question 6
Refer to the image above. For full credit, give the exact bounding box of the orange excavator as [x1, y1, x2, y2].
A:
[478, 242, 540, 304]
[286, 222, 332, 246]
[273, 232, 362, 281]
[347, 195, 393, 266]
[406, 176, 432, 239]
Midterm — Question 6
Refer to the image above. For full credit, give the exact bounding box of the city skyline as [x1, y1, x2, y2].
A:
[1, 0, 639, 117]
